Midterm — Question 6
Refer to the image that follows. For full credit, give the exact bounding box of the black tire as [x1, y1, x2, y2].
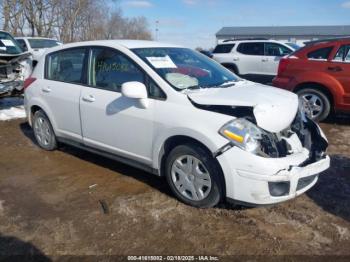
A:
[296, 88, 331, 122]
[226, 65, 239, 75]
[32, 110, 57, 151]
[165, 143, 224, 208]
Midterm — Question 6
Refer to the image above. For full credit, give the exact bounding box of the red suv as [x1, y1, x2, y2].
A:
[273, 38, 350, 121]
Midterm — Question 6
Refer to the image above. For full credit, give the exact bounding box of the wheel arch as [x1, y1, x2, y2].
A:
[28, 101, 57, 132]
[294, 82, 334, 107]
[158, 135, 226, 197]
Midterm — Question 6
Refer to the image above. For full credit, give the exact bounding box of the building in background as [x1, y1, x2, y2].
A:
[216, 25, 350, 46]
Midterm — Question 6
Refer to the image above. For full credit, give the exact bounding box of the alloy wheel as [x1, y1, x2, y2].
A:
[300, 93, 324, 120]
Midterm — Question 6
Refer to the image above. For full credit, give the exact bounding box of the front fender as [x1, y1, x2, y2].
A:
[152, 127, 229, 171]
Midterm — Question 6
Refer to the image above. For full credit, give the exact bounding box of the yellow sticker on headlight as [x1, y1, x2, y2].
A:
[223, 130, 244, 143]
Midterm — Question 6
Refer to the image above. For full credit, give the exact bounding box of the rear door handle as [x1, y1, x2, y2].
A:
[328, 66, 343, 72]
[42, 87, 51, 93]
[233, 57, 239, 61]
[82, 95, 95, 103]
[262, 58, 269, 62]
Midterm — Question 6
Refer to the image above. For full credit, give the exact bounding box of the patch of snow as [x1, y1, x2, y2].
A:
[0, 97, 26, 121]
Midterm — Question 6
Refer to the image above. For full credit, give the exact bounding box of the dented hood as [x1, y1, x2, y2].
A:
[187, 81, 299, 133]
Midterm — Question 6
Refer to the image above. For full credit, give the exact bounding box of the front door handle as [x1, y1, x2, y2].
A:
[82, 95, 96, 103]
[327, 66, 343, 72]
[233, 57, 239, 61]
[42, 87, 51, 93]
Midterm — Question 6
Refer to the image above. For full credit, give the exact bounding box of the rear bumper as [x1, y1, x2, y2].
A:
[272, 76, 293, 91]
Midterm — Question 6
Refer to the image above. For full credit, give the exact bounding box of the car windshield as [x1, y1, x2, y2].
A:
[28, 39, 61, 49]
[0, 31, 23, 55]
[132, 47, 238, 91]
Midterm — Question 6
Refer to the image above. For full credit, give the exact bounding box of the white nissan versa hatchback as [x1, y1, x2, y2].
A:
[24, 40, 330, 208]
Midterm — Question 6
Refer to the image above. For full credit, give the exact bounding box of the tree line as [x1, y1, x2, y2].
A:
[1, 0, 153, 43]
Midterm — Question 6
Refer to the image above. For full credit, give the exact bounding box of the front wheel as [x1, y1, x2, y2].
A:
[297, 88, 331, 122]
[165, 144, 224, 208]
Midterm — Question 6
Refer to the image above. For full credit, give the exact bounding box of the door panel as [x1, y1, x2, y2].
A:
[329, 44, 350, 105]
[41, 80, 82, 140]
[43, 48, 87, 141]
[262, 43, 293, 75]
[236, 42, 264, 75]
[80, 87, 154, 163]
[80, 47, 154, 164]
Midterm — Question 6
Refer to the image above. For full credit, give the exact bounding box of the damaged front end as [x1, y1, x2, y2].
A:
[198, 101, 330, 205]
[192, 100, 328, 162]
[0, 52, 32, 98]
[0, 31, 33, 98]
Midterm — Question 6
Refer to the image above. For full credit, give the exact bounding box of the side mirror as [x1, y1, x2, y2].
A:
[121, 81, 149, 108]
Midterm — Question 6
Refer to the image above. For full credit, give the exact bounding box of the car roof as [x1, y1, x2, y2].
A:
[45, 40, 183, 52]
[217, 39, 285, 44]
[15, 36, 59, 40]
[304, 37, 350, 46]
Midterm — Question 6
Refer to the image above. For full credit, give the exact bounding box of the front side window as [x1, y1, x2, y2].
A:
[89, 48, 144, 92]
[28, 39, 61, 49]
[237, 43, 264, 56]
[307, 46, 333, 60]
[0, 31, 23, 54]
[46, 48, 86, 84]
[264, 43, 292, 56]
[16, 39, 28, 51]
[333, 45, 350, 62]
[132, 48, 238, 91]
[212, 44, 235, 54]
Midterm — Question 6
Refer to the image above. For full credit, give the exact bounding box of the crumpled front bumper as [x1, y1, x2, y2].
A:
[217, 119, 330, 205]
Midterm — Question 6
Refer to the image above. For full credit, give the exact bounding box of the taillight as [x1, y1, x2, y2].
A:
[277, 58, 290, 76]
[23, 77, 36, 91]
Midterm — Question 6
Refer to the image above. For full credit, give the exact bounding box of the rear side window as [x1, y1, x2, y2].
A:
[89, 48, 144, 92]
[264, 43, 292, 56]
[213, 44, 235, 54]
[46, 48, 86, 84]
[333, 45, 350, 62]
[237, 43, 264, 55]
[307, 46, 333, 60]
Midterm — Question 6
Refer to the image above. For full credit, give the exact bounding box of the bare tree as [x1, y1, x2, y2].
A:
[0, 0, 153, 42]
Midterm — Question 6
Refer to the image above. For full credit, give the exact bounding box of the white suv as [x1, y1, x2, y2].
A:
[24, 40, 330, 208]
[212, 39, 295, 83]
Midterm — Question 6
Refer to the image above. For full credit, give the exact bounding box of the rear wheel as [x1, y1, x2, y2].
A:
[32, 110, 57, 151]
[165, 144, 224, 208]
[297, 88, 331, 122]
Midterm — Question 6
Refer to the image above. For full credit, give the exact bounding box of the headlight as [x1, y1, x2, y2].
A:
[219, 118, 263, 154]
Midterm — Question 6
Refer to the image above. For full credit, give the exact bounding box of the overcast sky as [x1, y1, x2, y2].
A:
[119, 0, 350, 49]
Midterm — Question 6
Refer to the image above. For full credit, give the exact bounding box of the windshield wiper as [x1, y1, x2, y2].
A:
[218, 80, 236, 88]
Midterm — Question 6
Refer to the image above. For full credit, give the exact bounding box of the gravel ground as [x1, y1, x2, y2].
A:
[0, 114, 349, 259]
